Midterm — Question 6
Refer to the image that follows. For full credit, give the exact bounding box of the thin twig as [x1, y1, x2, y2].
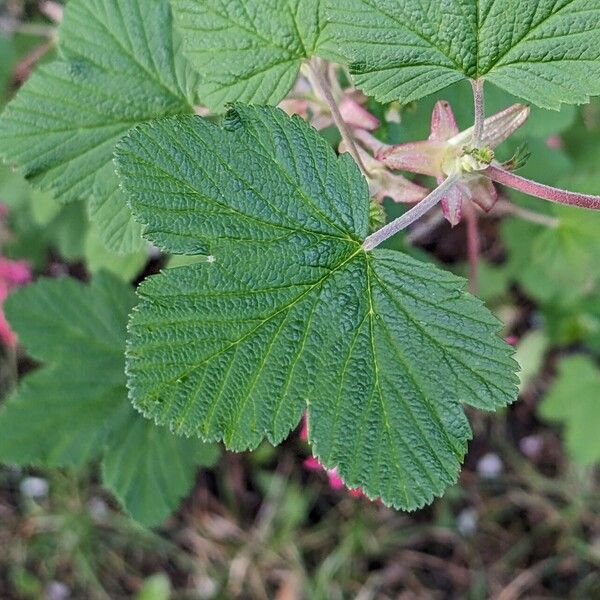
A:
[471, 79, 485, 148]
[304, 58, 370, 178]
[0, 19, 56, 38]
[493, 199, 559, 228]
[496, 558, 559, 600]
[13, 40, 55, 83]
[363, 175, 460, 251]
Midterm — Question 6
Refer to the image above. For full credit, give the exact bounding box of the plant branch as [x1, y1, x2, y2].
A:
[493, 199, 559, 228]
[471, 79, 485, 148]
[363, 175, 460, 251]
[485, 164, 600, 210]
[305, 59, 370, 178]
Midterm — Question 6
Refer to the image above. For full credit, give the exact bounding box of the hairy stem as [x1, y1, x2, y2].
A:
[305, 59, 370, 178]
[493, 199, 559, 228]
[471, 79, 485, 148]
[485, 165, 600, 210]
[464, 203, 479, 294]
[363, 175, 460, 251]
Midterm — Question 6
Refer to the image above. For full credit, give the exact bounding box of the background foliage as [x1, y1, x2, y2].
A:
[0, 1, 599, 598]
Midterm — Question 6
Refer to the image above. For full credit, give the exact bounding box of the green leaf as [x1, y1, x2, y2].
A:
[171, 0, 334, 110]
[540, 356, 600, 466]
[0, 273, 219, 526]
[514, 331, 548, 393]
[0, 163, 87, 262]
[116, 105, 518, 510]
[85, 223, 148, 282]
[395, 81, 577, 146]
[102, 407, 219, 526]
[503, 170, 600, 306]
[326, 0, 600, 109]
[134, 574, 171, 600]
[0, 0, 200, 253]
[0, 35, 16, 105]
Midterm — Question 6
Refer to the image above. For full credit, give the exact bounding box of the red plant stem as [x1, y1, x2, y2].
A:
[464, 203, 479, 294]
[485, 165, 600, 210]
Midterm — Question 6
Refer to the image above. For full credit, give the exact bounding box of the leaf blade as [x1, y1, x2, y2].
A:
[0, 272, 218, 526]
[118, 106, 518, 509]
[171, 0, 333, 110]
[326, 0, 600, 108]
[0, 0, 199, 252]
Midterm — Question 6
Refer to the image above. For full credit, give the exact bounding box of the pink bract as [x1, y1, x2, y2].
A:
[377, 102, 530, 225]
[0, 208, 32, 346]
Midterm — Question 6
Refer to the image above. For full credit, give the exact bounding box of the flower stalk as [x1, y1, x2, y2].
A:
[363, 174, 460, 251]
[485, 165, 600, 210]
[305, 59, 371, 178]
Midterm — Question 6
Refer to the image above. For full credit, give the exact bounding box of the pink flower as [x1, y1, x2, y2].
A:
[303, 456, 365, 498]
[281, 85, 380, 132]
[0, 258, 31, 289]
[361, 85, 600, 252]
[300, 413, 366, 499]
[342, 129, 429, 204]
[546, 135, 563, 150]
[377, 102, 530, 225]
[0, 206, 32, 346]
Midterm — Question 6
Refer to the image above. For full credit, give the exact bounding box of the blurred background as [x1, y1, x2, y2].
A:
[0, 1, 599, 598]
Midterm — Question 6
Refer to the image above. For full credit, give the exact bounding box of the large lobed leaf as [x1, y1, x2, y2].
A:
[326, 0, 600, 109]
[171, 0, 335, 111]
[116, 106, 518, 510]
[0, 273, 218, 526]
[0, 0, 201, 253]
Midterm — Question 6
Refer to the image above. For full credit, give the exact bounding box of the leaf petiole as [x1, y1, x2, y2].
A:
[471, 79, 485, 148]
[363, 174, 460, 251]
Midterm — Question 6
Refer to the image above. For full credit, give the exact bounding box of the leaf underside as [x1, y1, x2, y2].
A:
[0, 0, 200, 252]
[171, 0, 335, 111]
[116, 105, 518, 510]
[326, 0, 600, 109]
[0, 273, 218, 526]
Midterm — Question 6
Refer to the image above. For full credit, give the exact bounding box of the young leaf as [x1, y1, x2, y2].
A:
[326, 0, 600, 109]
[102, 408, 219, 527]
[116, 106, 518, 510]
[171, 0, 334, 110]
[0, 273, 218, 526]
[540, 356, 600, 466]
[503, 209, 600, 306]
[0, 0, 200, 253]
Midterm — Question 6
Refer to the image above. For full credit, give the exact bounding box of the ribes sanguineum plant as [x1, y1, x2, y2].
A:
[0, 0, 600, 519]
